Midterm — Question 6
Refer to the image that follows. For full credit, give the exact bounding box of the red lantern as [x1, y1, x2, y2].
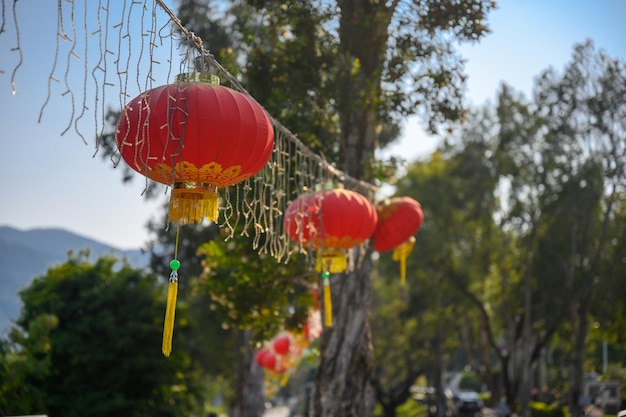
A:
[116, 72, 274, 224]
[261, 351, 286, 373]
[284, 188, 377, 326]
[263, 352, 277, 370]
[273, 335, 291, 356]
[372, 197, 424, 284]
[255, 348, 272, 366]
[284, 188, 378, 272]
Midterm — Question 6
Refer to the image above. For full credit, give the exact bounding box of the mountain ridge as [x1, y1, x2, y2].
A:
[0, 225, 150, 334]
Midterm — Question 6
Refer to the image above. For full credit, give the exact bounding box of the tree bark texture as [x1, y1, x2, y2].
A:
[568, 297, 590, 417]
[310, 249, 375, 417]
[232, 329, 265, 417]
[311, 2, 390, 416]
[338, 0, 390, 181]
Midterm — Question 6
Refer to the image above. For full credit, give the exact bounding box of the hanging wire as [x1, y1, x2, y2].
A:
[152, 0, 377, 198]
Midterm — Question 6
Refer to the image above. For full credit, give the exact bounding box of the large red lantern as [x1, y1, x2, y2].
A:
[116, 72, 274, 225]
[116, 72, 274, 357]
[284, 188, 377, 326]
[372, 197, 424, 284]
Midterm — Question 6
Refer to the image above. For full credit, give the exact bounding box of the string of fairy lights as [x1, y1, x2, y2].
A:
[1, 0, 378, 263]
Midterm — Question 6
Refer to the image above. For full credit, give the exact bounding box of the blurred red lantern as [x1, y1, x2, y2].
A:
[273, 335, 291, 356]
[372, 197, 424, 284]
[372, 197, 423, 252]
[116, 72, 274, 224]
[255, 348, 272, 366]
[262, 352, 277, 370]
[262, 351, 286, 373]
[284, 188, 377, 326]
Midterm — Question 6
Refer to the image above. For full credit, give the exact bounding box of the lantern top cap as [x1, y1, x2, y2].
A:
[175, 72, 220, 85]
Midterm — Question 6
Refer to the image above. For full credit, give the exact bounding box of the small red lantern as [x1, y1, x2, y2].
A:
[262, 352, 277, 370]
[372, 197, 424, 284]
[116, 72, 274, 225]
[255, 348, 272, 366]
[284, 188, 377, 326]
[261, 351, 286, 373]
[273, 335, 291, 356]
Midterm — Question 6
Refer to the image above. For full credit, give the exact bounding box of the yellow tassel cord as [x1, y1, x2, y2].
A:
[162, 226, 181, 357]
[279, 370, 290, 387]
[315, 249, 347, 274]
[391, 236, 416, 285]
[322, 272, 333, 327]
[162, 275, 178, 356]
[169, 182, 219, 224]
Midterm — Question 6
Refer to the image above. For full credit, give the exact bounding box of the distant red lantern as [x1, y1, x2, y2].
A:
[260, 351, 286, 373]
[273, 335, 291, 356]
[284, 188, 377, 326]
[255, 348, 272, 366]
[116, 72, 274, 225]
[372, 197, 423, 252]
[262, 352, 277, 370]
[372, 197, 424, 284]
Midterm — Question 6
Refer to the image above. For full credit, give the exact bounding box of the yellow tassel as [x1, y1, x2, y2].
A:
[279, 370, 290, 387]
[392, 236, 416, 285]
[162, 276, 178, 357]
[169, 182, 219, 224]
[315, 249, 347, 274]
[322, 273, 333, 327]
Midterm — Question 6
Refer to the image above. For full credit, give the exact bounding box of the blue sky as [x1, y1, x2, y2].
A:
[1, 1, 625, 250]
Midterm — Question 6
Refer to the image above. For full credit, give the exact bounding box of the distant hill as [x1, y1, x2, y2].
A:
[0, 225, 150, 334]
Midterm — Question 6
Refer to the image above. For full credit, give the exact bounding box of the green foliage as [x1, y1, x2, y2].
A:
[395, 399, 429, 417]
[1, 252, 196, 417]
[459, 371, 483, 392]
[373, 399, 428, 417]
[370, 142, 501, 415]
[179, 0, 495, 181]
[196, 235, 314, 343]
[0, 314, 56, 414]
[530, 401, 567, 417]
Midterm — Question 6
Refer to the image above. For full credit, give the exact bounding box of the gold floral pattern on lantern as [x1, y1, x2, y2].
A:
[150, 161, 250, 188]
[308, 235, 368, 250]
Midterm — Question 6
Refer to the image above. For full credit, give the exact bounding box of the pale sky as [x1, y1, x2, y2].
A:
[1, 1, 625, 250]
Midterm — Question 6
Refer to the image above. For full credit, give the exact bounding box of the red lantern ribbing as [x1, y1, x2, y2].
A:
[372, 197, 424, 284]
[284, 188, 378, 260]
[284, 188, 377, 326]
[116, 72, 274, 225]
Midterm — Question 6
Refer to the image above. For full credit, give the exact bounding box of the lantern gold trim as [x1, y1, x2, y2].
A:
[169, 182, 219, 224]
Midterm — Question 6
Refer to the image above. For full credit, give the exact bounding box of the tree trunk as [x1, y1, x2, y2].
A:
[501, 354, 516, 412]
[232, 329, 265, 417]
[310, 2, 390, 416]
[568, 297, 590, 417]
[382, 403, 397, 417]
[520, 269, 533, 417]
[310, 249, 375, 417]
[433, 331, 447, 417]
